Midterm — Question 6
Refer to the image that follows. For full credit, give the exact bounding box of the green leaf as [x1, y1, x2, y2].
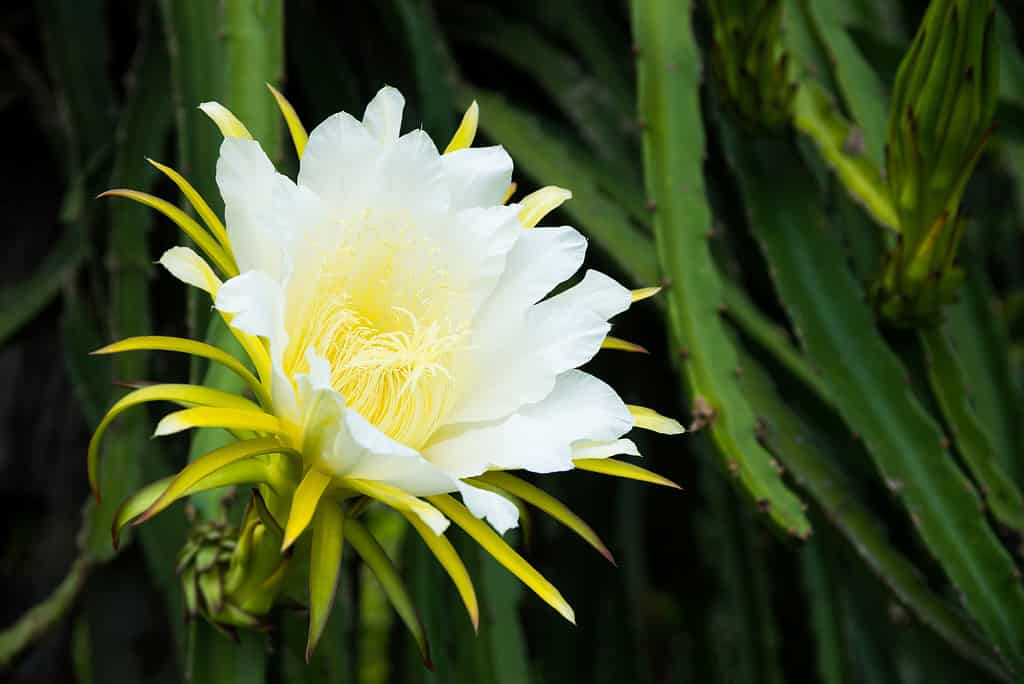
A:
[81, 16, 172, 567]
[631, 0, 810, 537]
[945, 262, 1024, 484]
[719, 280, 830, 401]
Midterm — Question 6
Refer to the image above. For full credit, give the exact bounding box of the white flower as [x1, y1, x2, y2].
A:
[197, 86, 679, 535]
[93, 86, 682, 644]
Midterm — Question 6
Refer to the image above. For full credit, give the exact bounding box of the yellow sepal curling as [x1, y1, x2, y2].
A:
[444, 100, 479, 153]
[146, 158, 231, 252]
[198, 102, 254, 139]
[573, 458, 682, 489]
[267, 84, 309, 159]
[602, 336, 649, 353]
[98, 190, 238, 277]
[628, 405, 686, 434]
[428, 494, 576, 625]
[519, 186, 572, 228]
[307, 502, 345, 660]
[282, 468, 334, 551]
[401, 510, 480, 631]
[631, 286, 662, 302]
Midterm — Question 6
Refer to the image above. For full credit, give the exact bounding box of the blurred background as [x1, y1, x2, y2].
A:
[2, 0, 1024, 682]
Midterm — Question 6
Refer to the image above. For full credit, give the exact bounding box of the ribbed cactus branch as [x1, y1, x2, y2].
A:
[723, 128, 1024, 674]
[632, 0, 810, 537]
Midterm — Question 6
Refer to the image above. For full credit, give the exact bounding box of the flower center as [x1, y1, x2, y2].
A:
[283, 215, 468, 449]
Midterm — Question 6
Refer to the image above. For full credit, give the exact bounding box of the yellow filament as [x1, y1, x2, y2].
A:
[283, 241, 467, 449]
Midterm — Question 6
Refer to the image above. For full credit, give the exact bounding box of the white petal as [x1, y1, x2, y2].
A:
[372, 129, 447, 212]
[446, 227, 587, 424]
[340, 410, 457, 495]
[442, 145, 513, 210]
[159, 246, 221, 294]
[426, 370, 632, 477]
[520, 370, 634, 442]
[362, 86, 405, 142]
[216, 137, 296, 279]
[215, 271, 288, 356]
[447, 301, 609, 426]
[298, 111, 380, 212]
[473, 227, 588, 335]
[457, 481, 520, 535]
[295, 370, 457, 497]
[425, 413, 559, 477]
[215, 272, 298, 422]
[446, 205, 521, 315]
[547, 270, 632, 320]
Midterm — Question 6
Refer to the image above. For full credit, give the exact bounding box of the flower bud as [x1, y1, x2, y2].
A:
[875, 0, 998, 325]
[708, 0, 796, 131]
[178, 492, 290, 635]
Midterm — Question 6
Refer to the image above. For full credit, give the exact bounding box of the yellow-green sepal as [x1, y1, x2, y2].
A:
[110, 476, 174, 549]
[427, 494, 575, 625]
[282, 468, 334, 550]
[92, 336, 268, 406]
[306, 500, 345, 661]
[267, 84, 308, 159]
[145, 158, 230, 252]
[345, 516, 433, 669]
[88, 383, 261, 498]
[472, 472, 615, 565]
[401, 510, 480, 632]
[134, 437, 295, 526]
[97, 189, 238, 277]
[573, 458, 682, 489]
[153, 406, 286, 438]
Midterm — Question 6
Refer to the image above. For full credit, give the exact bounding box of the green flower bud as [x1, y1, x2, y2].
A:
[708, 0, 796, 131]
[875, 0, 998, 326]
[178, 491, 290, 636]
